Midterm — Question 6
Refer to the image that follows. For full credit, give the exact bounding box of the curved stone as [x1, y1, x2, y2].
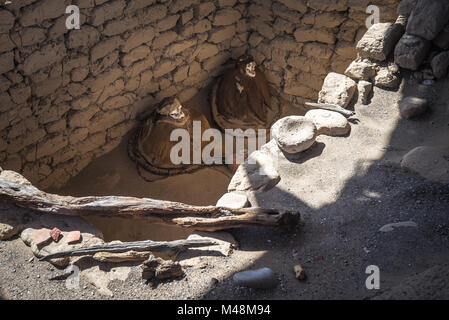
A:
[305, 109, 350, 136]
[271, 116, 317, 154]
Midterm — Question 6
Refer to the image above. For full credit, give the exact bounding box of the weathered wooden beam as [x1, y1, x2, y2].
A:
[0, 175, 299, 231]
[39, 239, 216, 261]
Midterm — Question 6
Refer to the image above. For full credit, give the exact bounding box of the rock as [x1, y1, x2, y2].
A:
[293, 264, 306, 280]
[93, 250, 152, 263]
[67, 230, 81, 244]
[271, 116, 317, 153]
[379, 221, 418, 232]
[401, 146, 449, 183]
[33, 228, 52, 246]
[394, 34, 430, 70]
[344, 59, 377, 81]
[20, 213, 103, 267]
[177, 231, 238, 268]
[431, 51, 449, 79]
[142, 255, 184, 281]
[374, 63, 401, 89]
[216, 192, 249, 209]
[406, 0, 449, 41]
[397, 0, 417, 17]
[356, 23, 404, 61]
[304, 109, 350, 136]
[233, 267, 278, 289]
[358, 80, 373, 105]
[397, 96, 428, 119]
[318, 72, 357, 108]
[0, 204, 27, 240]
[0, 170, 35, 187]
[228, 149, 280, 192]
[434, 24, 449, 50]
[50, 227, 61, 242]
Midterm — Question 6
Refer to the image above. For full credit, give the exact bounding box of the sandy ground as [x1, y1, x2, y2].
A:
[1, 76, 449, 300]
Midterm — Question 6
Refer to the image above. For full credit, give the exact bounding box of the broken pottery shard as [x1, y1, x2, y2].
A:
[394, 34, 430, 70]
[356, 23, 404, 61]
[271, 116, 317, 153]
[357, 80, 373, 105]
[66, 230, 82, 244]
[318, 72, 357, 109]
[227, 149, 280, 192]
[294, 264, 306, 280]
[50, 227, 61, 242]
[304, 109, 350, 137]
[397, 96, 428, 119]
[233, 267, 278, 289]
[406, 0, 449, 41]
[401, 146, 449, 183]
[33, 228, 52, 246]
[431, 51, 449, 79]
[216, 192, 249, 209]
[344, 59, 377, 81]
[379, 221, 418, 232]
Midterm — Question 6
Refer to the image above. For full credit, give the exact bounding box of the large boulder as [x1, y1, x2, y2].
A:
[304, 109, 350, 136]
[401, 146, 449, 183]
[394, 34, 430, 70]
[271, 116, 317, 154]
[356, 23, 404, 61]
[397, 96, 428, 119]
[431, 51, 449, 79]
[318, 72, 357, 108]
[406, 0, 449, 41]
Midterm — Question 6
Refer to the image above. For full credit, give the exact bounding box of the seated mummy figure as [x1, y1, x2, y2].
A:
[128, 97, 213, 178]
[211, 55, 280, 131]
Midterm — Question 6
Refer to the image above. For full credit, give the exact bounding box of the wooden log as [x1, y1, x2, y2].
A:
[305, 102, 355, 117]
[39, 238, 216, 261]
[0, 175, 299, 231]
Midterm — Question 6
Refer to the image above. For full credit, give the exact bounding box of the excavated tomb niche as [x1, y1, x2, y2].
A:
[0, 0, 399, 241]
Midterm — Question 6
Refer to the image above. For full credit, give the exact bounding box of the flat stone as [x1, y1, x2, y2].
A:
[356, 23, 404, 61]
[304, 109, 350, 136]
[66, 230, 82, 244]
[401, 146, 449, 183]
[406, 0, 449, 41]
[233, 267, 278, 289]
[431, 51, 449, 79]
[397, 96, 428, 119]
[271, 116, 317, 153]
[318, 72, 357, 108]
[358, 80, 373, 105]
[32, 228, 52, 246]
[394, 34, 430, 70]
[216, 192, 249, 209]
[228, 149, 280, 192]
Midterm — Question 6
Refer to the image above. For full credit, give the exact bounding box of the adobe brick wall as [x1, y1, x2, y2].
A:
[0, 0, 399, 190]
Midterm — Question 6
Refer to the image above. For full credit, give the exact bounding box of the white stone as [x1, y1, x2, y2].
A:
[318, 72, 357, 108]
[305, 109, 350, 136]
[216, 192, 249, 209]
